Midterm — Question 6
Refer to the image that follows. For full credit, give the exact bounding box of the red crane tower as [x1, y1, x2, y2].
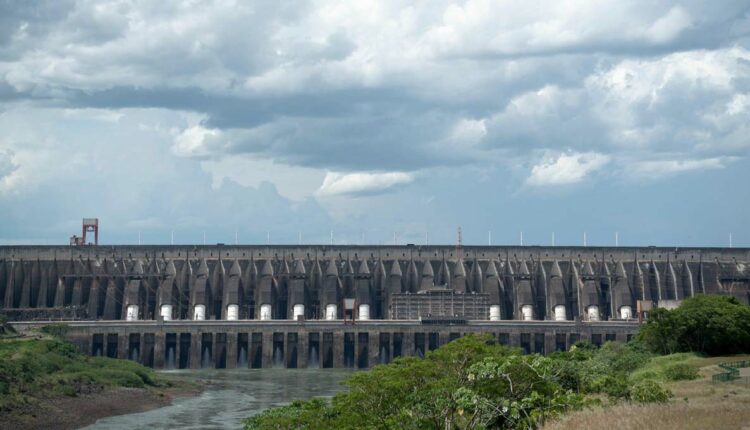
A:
[70, 218, 99, 246]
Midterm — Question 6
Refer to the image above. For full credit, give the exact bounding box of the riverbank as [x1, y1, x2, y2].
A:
[0, 329, 201, 430]
[81, 369, 352, 430]
[4, 383, 201, 430]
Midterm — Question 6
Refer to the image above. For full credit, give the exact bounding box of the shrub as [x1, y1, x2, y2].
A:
[565, 341, 652, 396]
[630, 380, 673, 404]
[87, 369, 145, 388]
[637, 295, 750, 356]
[628, 370, 659, 383]
[600, 374, 630, 400]
[244, 398, 335, 430]
[663, 363, 699, 381]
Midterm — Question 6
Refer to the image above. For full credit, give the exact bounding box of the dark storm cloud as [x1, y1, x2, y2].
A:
[1, 0, 748, 175]
[221, 113, 463, 171]
[65, 85, 462, 171]
[67, 85, 434, 128]
[0, 0, 75, 57]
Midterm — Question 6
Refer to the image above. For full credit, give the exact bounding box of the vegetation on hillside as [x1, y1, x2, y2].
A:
[637, 295, 750, 356]
[0, 328, 169, 413]
[543, 352, 750, 430]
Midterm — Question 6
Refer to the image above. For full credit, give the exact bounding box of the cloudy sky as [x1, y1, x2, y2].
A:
[0, 0, 748, 246]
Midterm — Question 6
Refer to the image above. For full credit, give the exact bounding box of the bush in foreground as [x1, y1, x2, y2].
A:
[549, 340, 653, 402]
[663, 363, 699, 381]
[246, 322, 732, 429]
[629, 380, 673, 404]
[246, 336, 672, 430]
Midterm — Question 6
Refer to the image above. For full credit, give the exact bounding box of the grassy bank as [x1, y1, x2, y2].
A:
[0, 336, 167, 410]
[0, 329, 196, 429]
[543, 353, 750, 430]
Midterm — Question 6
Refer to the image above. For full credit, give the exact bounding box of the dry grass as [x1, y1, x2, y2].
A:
[543, 355, 750, 430]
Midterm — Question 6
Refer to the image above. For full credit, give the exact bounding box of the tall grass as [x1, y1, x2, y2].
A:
[544, 354, 750, 430]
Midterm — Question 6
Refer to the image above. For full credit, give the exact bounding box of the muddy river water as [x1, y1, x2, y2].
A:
[81, 369, 352, 430]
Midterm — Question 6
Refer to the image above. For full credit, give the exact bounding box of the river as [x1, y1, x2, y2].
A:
[80, 369, 353, 430]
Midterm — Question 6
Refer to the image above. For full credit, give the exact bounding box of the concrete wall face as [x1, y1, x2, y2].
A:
[10, 319, 640, 369]
[1, 245, 748, 322]
[2, 245, 748, 369]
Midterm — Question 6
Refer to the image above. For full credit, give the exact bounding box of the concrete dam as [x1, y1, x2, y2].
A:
[2, 245, 749, 369]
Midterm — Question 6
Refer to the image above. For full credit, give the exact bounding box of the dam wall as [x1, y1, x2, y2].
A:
[2, 245, 748, 368]
[1, 245, 748, 322]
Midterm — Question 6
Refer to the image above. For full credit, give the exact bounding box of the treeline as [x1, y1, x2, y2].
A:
[637, 295, 750, 356]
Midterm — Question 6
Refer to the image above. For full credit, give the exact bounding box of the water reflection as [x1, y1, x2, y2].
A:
[81, 369, 352, 430]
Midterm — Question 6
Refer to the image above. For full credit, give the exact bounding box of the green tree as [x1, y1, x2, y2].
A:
[245, 335, 587, 430]
[332, 335, 513, 429]
[637, 295, 750, 356]
[455, 354, 586, 429]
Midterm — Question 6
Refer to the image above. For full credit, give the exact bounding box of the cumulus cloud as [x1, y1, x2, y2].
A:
[0, 1, 748, 245]
[171, 124, 223, 158]
[317, 171, 414, 197]
[1, 1, 747, 178]
[526, 152, 611, 187]
[588, 47, 750, 154]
